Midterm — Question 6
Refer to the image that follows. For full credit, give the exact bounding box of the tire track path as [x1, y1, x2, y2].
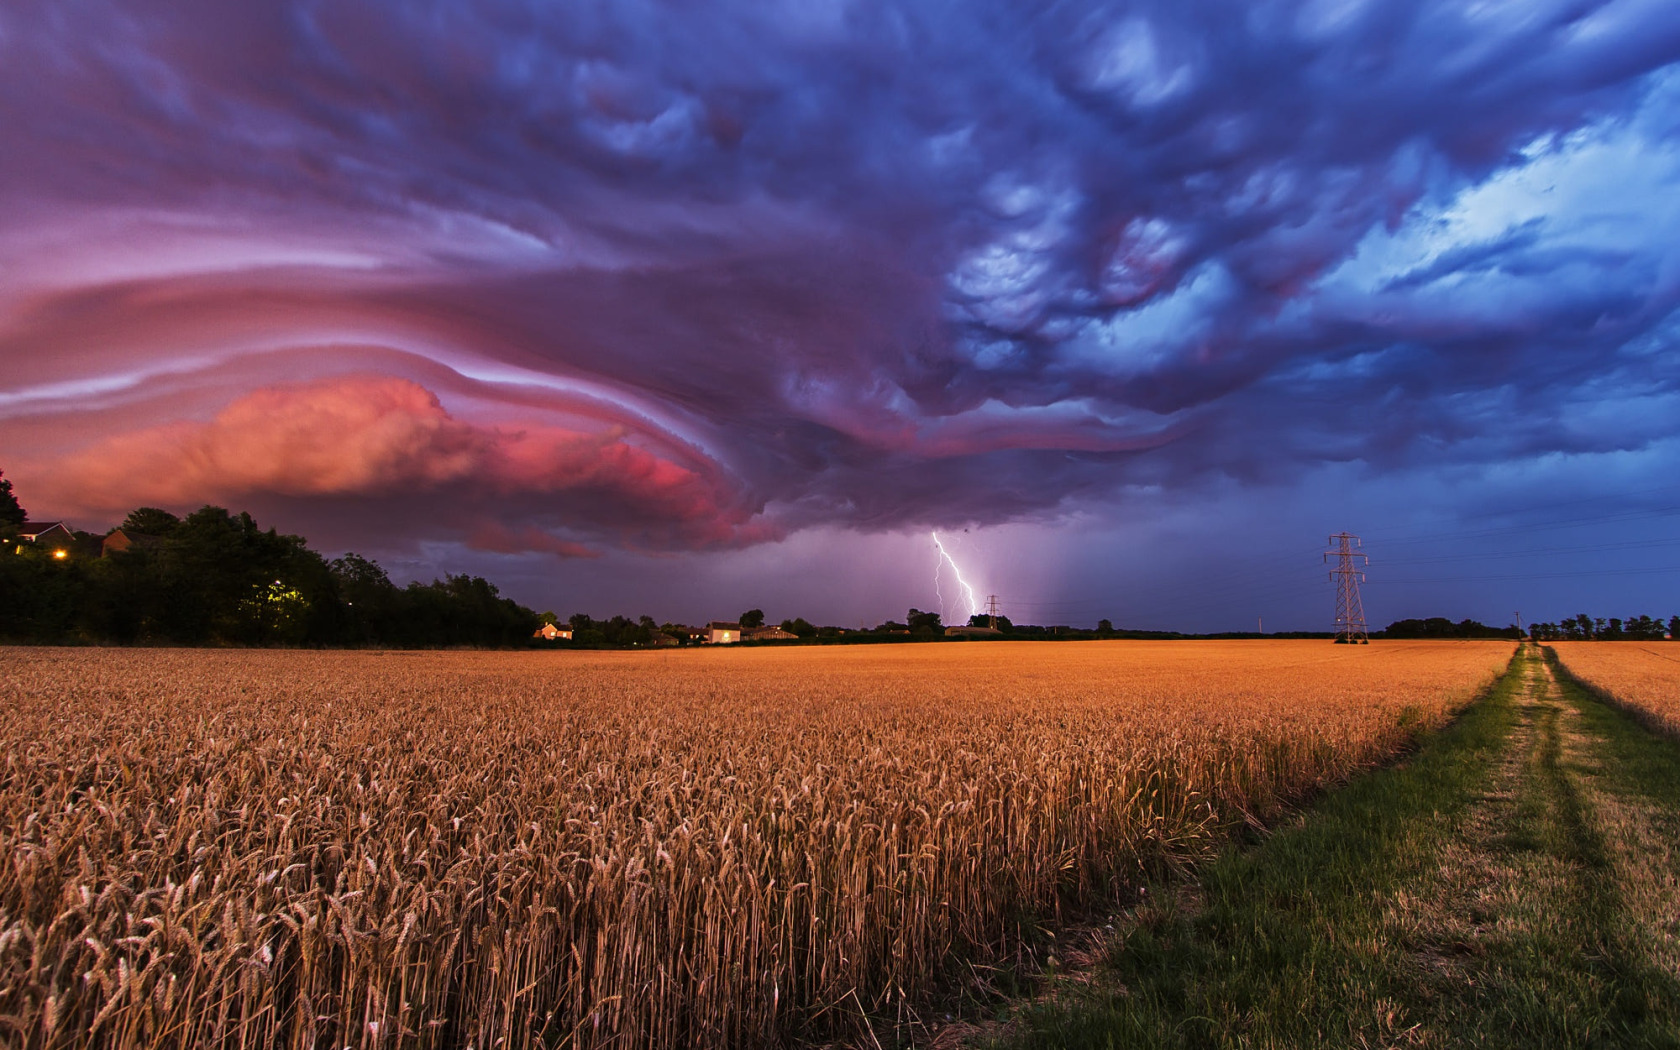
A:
[985, 646, 1680, 1049]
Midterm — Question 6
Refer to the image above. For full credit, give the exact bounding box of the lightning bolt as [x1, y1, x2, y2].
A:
[932, 547, 946, 619]
[931, 530, 980, 623]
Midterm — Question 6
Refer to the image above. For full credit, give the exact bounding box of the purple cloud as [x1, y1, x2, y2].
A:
[1, 0, 1678, 627]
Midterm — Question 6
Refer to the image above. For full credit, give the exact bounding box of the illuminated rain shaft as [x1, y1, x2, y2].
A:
[931, 530, 980, 623]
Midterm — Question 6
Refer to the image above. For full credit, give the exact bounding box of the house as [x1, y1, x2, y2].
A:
[102, 529, 164, 557]
[647, 631, 680, 647]
[534, 622, 574, 641]
[745, 625, 798, 642]
[17, 521, 72, 545]
[706, 621, 743, 644]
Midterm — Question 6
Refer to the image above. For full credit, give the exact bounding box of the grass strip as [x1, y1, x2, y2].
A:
[1547, 646, 1680, 807]
[991, 646, 1680, 1049]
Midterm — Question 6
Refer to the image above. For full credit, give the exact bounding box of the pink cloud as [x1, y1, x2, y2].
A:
[31, 374, 762, 553]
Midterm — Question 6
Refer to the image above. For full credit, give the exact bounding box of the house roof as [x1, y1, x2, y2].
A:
[19, 521, 68, 533]
[706, 621, 743, 630]
[104, 528, 163, 547]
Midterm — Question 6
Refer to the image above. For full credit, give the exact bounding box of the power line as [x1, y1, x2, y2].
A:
[1363, 481, 1680, 542]
[1372, 502, 1680, 548]
[1381, 536, 1680, 565]
[1382, 565, 1680, 583]
[987, 484, 1680, 627]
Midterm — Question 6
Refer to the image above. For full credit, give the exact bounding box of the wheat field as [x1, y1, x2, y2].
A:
[0, 640, 1513, 1049]
[1548, 642, 1680, 733]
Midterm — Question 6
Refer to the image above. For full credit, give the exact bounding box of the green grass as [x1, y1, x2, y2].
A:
[988, 646, 1680, 1049]
[1547, 646, 1680, 809]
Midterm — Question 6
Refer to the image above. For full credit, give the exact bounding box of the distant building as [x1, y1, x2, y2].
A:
[101, 529, 163, 557]
[707, 621, 743, 644]
[745, 625, 798, 642]
[534, 623, 574, 641]
[17, 521, 72, 545]
[945, 625, 1003, 639]
[647, 631, 680, 647]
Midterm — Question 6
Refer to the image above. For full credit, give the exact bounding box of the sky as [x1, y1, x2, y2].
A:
[3, 0, 1680, 632]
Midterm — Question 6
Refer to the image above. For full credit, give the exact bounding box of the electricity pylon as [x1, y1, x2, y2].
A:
[1324, 533, 1369, 644]
[985, 594, 1000, 630]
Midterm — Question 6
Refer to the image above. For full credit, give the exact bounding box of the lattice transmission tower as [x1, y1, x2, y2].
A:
[1324, 532, 1370, 644]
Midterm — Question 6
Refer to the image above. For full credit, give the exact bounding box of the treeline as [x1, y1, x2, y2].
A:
[1382, 617, 1522, 639]
[546, 608, 1153, 648]
[1382, 616, 1677, 641]
[1528, 614, 1678, 641]
[1, 505, 540, 647]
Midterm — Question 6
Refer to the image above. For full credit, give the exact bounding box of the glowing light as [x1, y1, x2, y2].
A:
[931, 530, 980, 622]
[52, 549, 68, 559]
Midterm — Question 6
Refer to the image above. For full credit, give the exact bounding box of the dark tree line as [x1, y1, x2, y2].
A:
[1528, 614, 1678, 641]
[2, 500, 540, 647]
[559, 613, 666, 647]
[1382, 617, 1521, 639]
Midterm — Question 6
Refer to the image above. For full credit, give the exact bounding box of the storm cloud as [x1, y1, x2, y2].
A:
[2, 0, 1679, 623]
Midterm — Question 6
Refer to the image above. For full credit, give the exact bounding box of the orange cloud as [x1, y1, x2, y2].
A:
[33, 375, 757, 552]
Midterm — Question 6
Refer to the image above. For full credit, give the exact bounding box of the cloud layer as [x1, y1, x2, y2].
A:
[2, 1, 1679, 570]
[33, 374, 758, 554]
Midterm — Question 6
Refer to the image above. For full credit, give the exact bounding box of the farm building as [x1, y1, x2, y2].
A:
[745, 625, 798, 641]
[101, 529, 163, 557]
[534, 623, 574, 641]
[17, 521, 72, 545]
[706, 621, 743, 644]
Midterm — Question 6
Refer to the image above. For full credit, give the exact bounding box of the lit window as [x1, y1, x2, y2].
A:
[53, 549, 68, 560]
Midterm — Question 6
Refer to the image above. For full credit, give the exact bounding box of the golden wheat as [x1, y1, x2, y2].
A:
[0, 640, 1512, 1049]
[1548, 642, 1680, 733]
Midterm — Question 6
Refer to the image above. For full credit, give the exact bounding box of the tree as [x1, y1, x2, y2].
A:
[239, 580, 311, 645]
[780, 617, 817, 638]
[329, 553, 400, 644]
[1628, 614, 1662, 641]
[906, 608, 943, 635]
[119, 507, 180, 536]
[1670, 615, 1680, 640]
[739, 608, 765, 629]
[1097, 618, 1114, 635]
[0, 468, 24, 534]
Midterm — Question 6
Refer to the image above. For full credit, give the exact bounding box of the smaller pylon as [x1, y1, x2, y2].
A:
[985, 594, 1000, 630]
[1324, 533, 1369, 644]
